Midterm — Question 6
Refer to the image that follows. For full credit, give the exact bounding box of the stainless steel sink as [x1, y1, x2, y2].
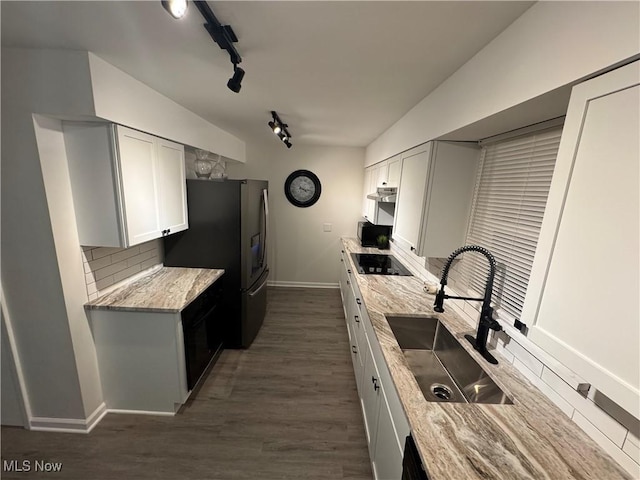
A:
[386, 315, 512, 405]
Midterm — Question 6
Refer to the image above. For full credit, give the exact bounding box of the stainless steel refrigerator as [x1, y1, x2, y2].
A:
[164, 179, 269, 348]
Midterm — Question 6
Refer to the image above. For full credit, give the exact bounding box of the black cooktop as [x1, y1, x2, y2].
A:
[350, 253, 413, 276]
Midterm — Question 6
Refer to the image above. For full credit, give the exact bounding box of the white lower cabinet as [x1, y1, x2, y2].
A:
[339, 248, 410, 479]
[90, 309, 189, 414]
[372, 388, 406, 480]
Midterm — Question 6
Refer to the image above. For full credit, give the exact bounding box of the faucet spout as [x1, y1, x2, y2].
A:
[433, 245, 501, 364]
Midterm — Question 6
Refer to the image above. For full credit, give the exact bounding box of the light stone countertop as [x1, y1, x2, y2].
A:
[341, 237, 631, 480]
[85, 267, 224, 313]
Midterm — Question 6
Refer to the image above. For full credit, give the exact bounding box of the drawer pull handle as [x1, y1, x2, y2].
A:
[372, 376, 379, 391]
[352, 346, 357, 354]
[356, 298, 362, 305]
[354, 315, 359, 323]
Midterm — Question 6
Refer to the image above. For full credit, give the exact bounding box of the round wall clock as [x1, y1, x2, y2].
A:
[284, 170, 322, 207]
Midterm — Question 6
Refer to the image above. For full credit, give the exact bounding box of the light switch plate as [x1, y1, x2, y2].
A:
[323, 223, 332, 232]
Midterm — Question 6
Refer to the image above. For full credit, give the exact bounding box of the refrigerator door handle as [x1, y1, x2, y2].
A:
[260, 188, 269, 268]
[249, 272, 268, 298]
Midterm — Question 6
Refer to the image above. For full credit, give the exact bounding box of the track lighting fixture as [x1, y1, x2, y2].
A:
[164, 0, 245, 93]
[162, 0, 188, 19]
[269, 111, 292, 149]
[227, 64, 245, 93]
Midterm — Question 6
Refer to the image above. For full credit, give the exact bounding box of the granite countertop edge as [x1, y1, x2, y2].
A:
[341, 237, 630, 480]
[85, 267, 225, 314]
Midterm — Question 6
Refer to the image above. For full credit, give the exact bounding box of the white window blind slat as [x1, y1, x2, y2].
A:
[456, 127, 562, 319]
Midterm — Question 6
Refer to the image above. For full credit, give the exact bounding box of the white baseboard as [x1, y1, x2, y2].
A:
[267, 281, 339, 289]
[29, 402, 107, 434]
[106, 409, 176, 416]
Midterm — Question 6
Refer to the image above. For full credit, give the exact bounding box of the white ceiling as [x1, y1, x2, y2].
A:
[1, 1, 535, 148]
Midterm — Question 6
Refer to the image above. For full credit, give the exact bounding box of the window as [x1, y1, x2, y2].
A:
[457, 127, 563, 321]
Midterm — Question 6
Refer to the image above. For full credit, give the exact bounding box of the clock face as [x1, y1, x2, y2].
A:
[284, 170, 322, 207]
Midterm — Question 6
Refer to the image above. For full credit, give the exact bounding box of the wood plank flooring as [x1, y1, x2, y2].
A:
[1, 287, 373, 480]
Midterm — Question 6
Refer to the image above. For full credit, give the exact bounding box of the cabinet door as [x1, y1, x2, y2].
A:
[116, 126, 162, 246]
[527, 61, 640, 415]
[362, 167, 374, 218]
[353, 302, 367, 392]
[339, 253, 351, 322]
[386, 155, 402, 188]
[372, 389, 405, 480]
[361, 334, 382, 453]
[156, 138, 188, 235]
[374, 162, 389, 188]
[394, 144, 432, 251]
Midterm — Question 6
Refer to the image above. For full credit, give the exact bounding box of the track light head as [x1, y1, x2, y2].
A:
[227, 65, 244, 93]
[162, 0, 188, 19]
[269, 111, 293, 148]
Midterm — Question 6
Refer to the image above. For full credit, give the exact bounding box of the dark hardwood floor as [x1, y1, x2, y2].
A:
[1, 287, 373, 479]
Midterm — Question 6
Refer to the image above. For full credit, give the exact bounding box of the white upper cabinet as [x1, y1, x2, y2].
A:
[362, 155, 402, 225]
[65, 123, 188, 248]
[155, 138, 188, 235]
[386, 155, 402, 188]
[393, 141, 479, 258]
[525, 61, 639, 417]
[393, 143, 432, 251]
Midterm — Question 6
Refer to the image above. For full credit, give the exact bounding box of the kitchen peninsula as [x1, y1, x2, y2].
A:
[86, 267, 224, 414]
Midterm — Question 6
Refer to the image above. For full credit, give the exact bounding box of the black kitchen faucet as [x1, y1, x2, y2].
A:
[433, 245, 502, 364]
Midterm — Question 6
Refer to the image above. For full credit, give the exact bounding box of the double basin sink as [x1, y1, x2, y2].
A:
[386, 315, 512, 405]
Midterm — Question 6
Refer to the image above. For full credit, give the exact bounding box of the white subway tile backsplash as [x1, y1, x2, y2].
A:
[504, 339, 544, 378]
[95, 275, 115, 291]
[81, 239, 162, 297]
[627, 431, 640, 448]
[94, 259, 129, 281]
[491, 331, 515, 364]
[126, 249, 156, 268]
[91, 246, 123, 260]
[111, 246, 141, 263]
[139, 241, 158, 253]
[87, 255, 113, 272]
[113, 264, 141, 283]
[140, 255, 161, 271]
[572, 411, 640, 478]
[541, 368, 628, 447]
[623, 432, 640, 464]
[86, 282, 97, 295]
[513, 359, 574, 418]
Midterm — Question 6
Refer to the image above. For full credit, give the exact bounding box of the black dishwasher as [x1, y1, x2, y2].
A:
[181, 279, 224, 390]
[402, 435, 429, 480]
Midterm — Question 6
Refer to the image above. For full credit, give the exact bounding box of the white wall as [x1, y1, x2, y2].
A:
[225, 141, 365, 286]
[1, 55, 87, 421]
[32, 115, 105, 421]
[366, 1, 640, 165]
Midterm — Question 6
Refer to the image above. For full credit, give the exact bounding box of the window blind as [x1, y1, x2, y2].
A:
[459, 127, 562, 320]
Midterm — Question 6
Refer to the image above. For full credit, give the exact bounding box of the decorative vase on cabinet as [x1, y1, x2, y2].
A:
[194, 149, 213, 179]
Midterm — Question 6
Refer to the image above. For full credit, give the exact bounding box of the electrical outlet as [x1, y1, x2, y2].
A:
[323, 223, 332, 232]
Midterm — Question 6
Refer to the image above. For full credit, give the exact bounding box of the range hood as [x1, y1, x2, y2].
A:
[367, 186, 397, 203]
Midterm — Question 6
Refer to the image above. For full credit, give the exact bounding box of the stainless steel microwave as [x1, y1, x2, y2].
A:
[357, 220, 392, 247]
